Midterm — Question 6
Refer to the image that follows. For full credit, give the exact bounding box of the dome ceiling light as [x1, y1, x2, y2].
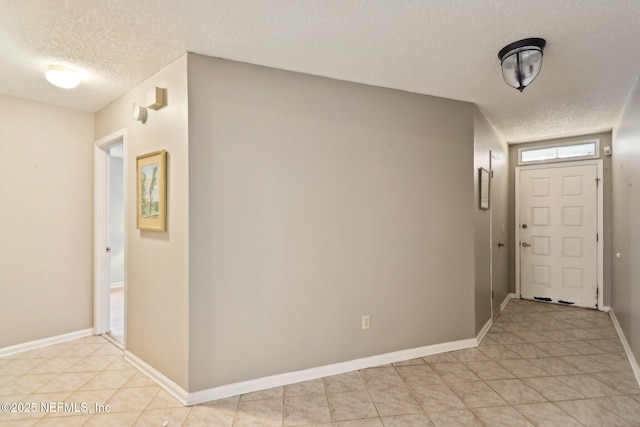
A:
[45, 65, 79, 89]
[498, 38, 546, 92]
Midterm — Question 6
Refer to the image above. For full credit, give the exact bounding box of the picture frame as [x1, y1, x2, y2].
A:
[479, 167, 490, 210]
[136, 150, 167, 231]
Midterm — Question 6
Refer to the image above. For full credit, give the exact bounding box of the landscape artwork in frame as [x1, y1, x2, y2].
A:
[137, 150, 167, 231]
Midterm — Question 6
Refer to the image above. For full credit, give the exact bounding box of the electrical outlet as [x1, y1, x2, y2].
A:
[362, 315, 371, 329]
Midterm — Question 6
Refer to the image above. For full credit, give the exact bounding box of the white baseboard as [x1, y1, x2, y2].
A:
[0, 328, 94, 358]
[477, 318, 492, 344]
[126, 336, 479, 406]
[500, 293, 516, 312]
[124, 350, 190, 405]
[601, 305, 611, 313]
[608, 309, 640, 387]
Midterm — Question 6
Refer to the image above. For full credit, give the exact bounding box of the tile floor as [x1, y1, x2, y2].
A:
[1, 298, 639, 426]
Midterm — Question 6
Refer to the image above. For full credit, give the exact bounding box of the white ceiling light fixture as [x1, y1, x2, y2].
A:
[498, 38, 546, 92]
[45, 65, 79, 89]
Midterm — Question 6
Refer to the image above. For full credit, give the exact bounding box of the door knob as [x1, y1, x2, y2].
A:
[522, 224, 528, 229]
[521, 242, 531, 247]
[106, 247, 111, 252]
[497, 243, 505, 247]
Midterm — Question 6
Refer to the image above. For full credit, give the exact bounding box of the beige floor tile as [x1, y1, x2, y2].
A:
[463, 361, 514, 380]
[35, 414, 93, 426]
[84, 410, 141, 427]
[532, 341, 579, 357]
[104, 358, 134, 371]
[62, 388, 117, 411]
[234, 398, 283, 427]
[26, 358, 84, 375]
[426, 409, 483, 427]
[556, 374, 620, 397]
[410, 384, 465, 412]
[122, 372, 157, 389]
[395, 365, 442, 388]
[65, 356, 118, 373]
[0, 360, 46, 377]
[514, 402, 583, 426]
[477, 345, 521, 360]
[561, 340, 609, 355]
[449, 349, 489, 362]
[283, 393, 330, 425]
[496, 359, 548, 378]
[133, 407, 190, 426]
[590, 370, 640, 394]
[359, 367, 405, 390]
[183, 397, 238, 427]
[478, 336, 500, 346]
[106, 386, 160, 412]
[0, 419, 39, 426]
[146, 389, 183, 409]
[392, 358, 426, 367]
[448, 381, 507, 408]
[421, 353, 457, 364]
[240, 387, 283, 402]
[472, 405, 534, 427]
[587, 339, 625, 353]
[0, 374, 58, 396]
[35, 372, 95, 393]
[485, 379, 546, 405]
[560, 354, 617, 373]
[555, 399, 630, 427]
[521, 376, 585, 401]
[380, 413, 433, 426]
[368, 387, 422, 417]
[324, 372, 365, 393]
[504, 343, 551, 359]
[511, 331, 550, 343]
[429, 363, 480, 384]
[334, 418, 383, 427]
[527, 357, 581, 376]
[81, 369, 137, 391]
[327, 390, 377, 422]
[594, 395, 640, 424]
[284, 379, 325, 397]
[539, 330, 578, 342]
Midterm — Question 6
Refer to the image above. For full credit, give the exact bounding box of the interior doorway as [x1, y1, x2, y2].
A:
[94, 130, 127, 346]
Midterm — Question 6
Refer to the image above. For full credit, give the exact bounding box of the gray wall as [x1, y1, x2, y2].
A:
[187, 54, 477, 391]
[508, 131, 612, 306]
[0, 94, 94, 348]
[611, 75, 640, 363]
[95, 55, 190, 389]
[474, 107, 509, 331]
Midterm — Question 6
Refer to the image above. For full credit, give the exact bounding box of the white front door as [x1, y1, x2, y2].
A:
[518, 164, 598, 308]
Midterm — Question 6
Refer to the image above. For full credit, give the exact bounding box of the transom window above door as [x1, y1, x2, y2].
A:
[518, 139, 599, 165]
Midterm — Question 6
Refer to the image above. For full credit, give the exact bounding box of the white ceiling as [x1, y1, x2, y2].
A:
[1, 0, 639, 142]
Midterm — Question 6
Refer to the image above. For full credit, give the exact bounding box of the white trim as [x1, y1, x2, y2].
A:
[608, 309, 640, 387]
[0, 329, 94, 358]
[500, 293, 513, 312]
[509, 128, 612, 145]
[110, 282, 125, 289]
[515, 159, 604, 310]
[476, 318, 493, 345]
[601, 306, 611, 313]
[94, 129, 127, 340]
[125, 350, 189, 404]
[127, 336, 479, 406]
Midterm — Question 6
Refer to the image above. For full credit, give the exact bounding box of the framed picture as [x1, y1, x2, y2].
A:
[479, 167, 490, 210]
[137, 150, 167, 231]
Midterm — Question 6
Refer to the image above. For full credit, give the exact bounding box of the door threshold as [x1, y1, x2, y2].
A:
[102, 333, 124, 350]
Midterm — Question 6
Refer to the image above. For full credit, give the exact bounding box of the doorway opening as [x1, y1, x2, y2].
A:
[94, 130, 127, 346]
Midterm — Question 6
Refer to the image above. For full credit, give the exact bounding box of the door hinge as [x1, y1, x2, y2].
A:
[491, 170, 494, 178]
[492, 291, 495, 299]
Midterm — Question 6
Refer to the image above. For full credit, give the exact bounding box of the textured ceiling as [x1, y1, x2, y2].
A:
[1, 0, 639, 142]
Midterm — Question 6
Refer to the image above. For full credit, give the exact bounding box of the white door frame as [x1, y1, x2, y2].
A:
[94, 129, 127, 337]
[515, 159, 604, 309]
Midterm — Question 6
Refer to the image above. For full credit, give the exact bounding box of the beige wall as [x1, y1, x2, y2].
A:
[474, 108, 509, 332]
[187, 54, 477, 391]
[95, 55, 190, 388]
[611, 74, 640, 361]
[507, 131, 612, 306]
[0, 94, 94, 347]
